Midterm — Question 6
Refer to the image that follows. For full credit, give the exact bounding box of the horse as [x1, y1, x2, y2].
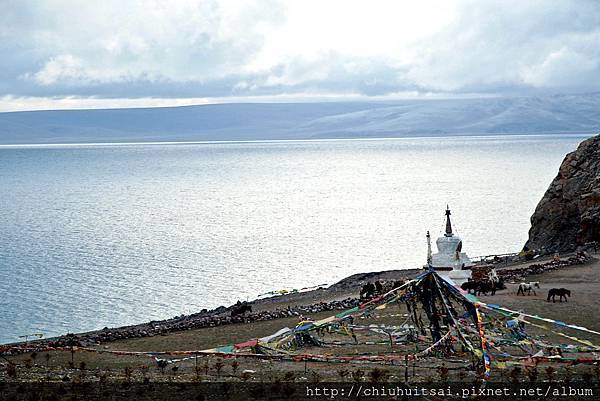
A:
[461, 280, 497, 296]
[360, 282, 376, 299]
[461, 280, 479, 295]
[230, 301, 252, 317]
[517, 281, 540, 296]
[547, 288, 571, 303]
[476, 281, 497, 296]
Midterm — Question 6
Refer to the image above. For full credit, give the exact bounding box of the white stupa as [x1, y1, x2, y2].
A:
[425, 206, 473, 285]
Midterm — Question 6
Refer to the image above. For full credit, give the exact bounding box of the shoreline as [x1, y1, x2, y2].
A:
[0, 132, 592, 148]
[2, 252, 599, 387]
[2, 268, 422, 349]
[2, 251, 594, 352]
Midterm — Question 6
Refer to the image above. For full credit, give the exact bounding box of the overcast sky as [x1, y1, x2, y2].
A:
[1, 0, 600, 111]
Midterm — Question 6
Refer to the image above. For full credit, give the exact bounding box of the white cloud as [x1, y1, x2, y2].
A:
[32, 54, 110, 85]
[1, 0, 599, 109]
[522, 48, 595, 87]
[245, 1, 457, 72]
[8, 0, 284, 85]
[405, 0, 600, 92]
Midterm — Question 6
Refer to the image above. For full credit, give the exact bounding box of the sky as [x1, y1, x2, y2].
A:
[1, 0, 600, 111]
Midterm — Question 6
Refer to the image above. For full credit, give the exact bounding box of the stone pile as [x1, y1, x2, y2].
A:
[497, 253, 592, 283]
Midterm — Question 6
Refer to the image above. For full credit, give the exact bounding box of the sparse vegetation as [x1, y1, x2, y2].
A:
[231, 359, 240, 375]
[369, 367, 389, 383]
[510, 367, 521, 384]
[526, 367, 538, 383]
[6, 363, 17, 378]
[123, 366, 132, 382]
[351, 368, 364, 382]
[545, 366, 556, 382]
[213, 359, 224, 376]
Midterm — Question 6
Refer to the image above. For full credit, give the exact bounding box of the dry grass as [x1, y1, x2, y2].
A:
[4, 258, 600, 383]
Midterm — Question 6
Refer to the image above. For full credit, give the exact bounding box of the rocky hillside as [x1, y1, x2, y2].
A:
[525, 134, 600, 253]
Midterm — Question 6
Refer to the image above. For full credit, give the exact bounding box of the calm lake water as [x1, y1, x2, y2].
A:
[0, 135, 587, 343]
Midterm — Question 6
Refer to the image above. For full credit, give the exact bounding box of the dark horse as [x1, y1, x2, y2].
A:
[475, 281, 497, 296]
[231, 301, 252, 317]
[461, 280, 497, 296]
[360, 282, 376, 299]
[547, 288, 571, 303]
[360, 280, 384, 299]
[461, 281, 479, 295]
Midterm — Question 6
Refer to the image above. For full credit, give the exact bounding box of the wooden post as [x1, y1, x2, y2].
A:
[404, 355, 409, 382]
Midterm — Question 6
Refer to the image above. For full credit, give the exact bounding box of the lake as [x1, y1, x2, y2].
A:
[0, 135, 587, 343]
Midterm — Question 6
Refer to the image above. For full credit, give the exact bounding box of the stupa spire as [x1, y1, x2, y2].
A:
[444, 205, 453, 237]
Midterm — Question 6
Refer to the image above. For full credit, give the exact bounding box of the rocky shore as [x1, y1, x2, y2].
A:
[1, 297, 360, 354]
[2, 252, 594, 357]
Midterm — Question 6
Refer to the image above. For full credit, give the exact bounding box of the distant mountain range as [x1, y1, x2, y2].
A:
[1, 94, 599, 144]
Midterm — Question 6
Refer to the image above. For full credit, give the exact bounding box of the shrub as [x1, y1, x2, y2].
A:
[545, 366, 556, 382]
[351, 369, 364, 382]
[437, 365, 449, 383]
[6, 364, 17, 378]
[231, 359, 240, 375]
[510, 367, 521, 384]
[213, 360, 224, 376]
[526, 367, 538, 383]
[369, 368, 389, 383]
[123, 366, 133, 382]
[282, 371, 295, 382]
[310, 371, 321, 383]
[338, 369, 350, 380]
[563, 366, 573, 384]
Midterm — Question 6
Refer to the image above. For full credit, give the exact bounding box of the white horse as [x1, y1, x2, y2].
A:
[517, 281, 540, 296]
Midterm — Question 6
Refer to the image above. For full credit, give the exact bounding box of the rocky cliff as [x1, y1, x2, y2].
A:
[525, 134, 600, 253]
